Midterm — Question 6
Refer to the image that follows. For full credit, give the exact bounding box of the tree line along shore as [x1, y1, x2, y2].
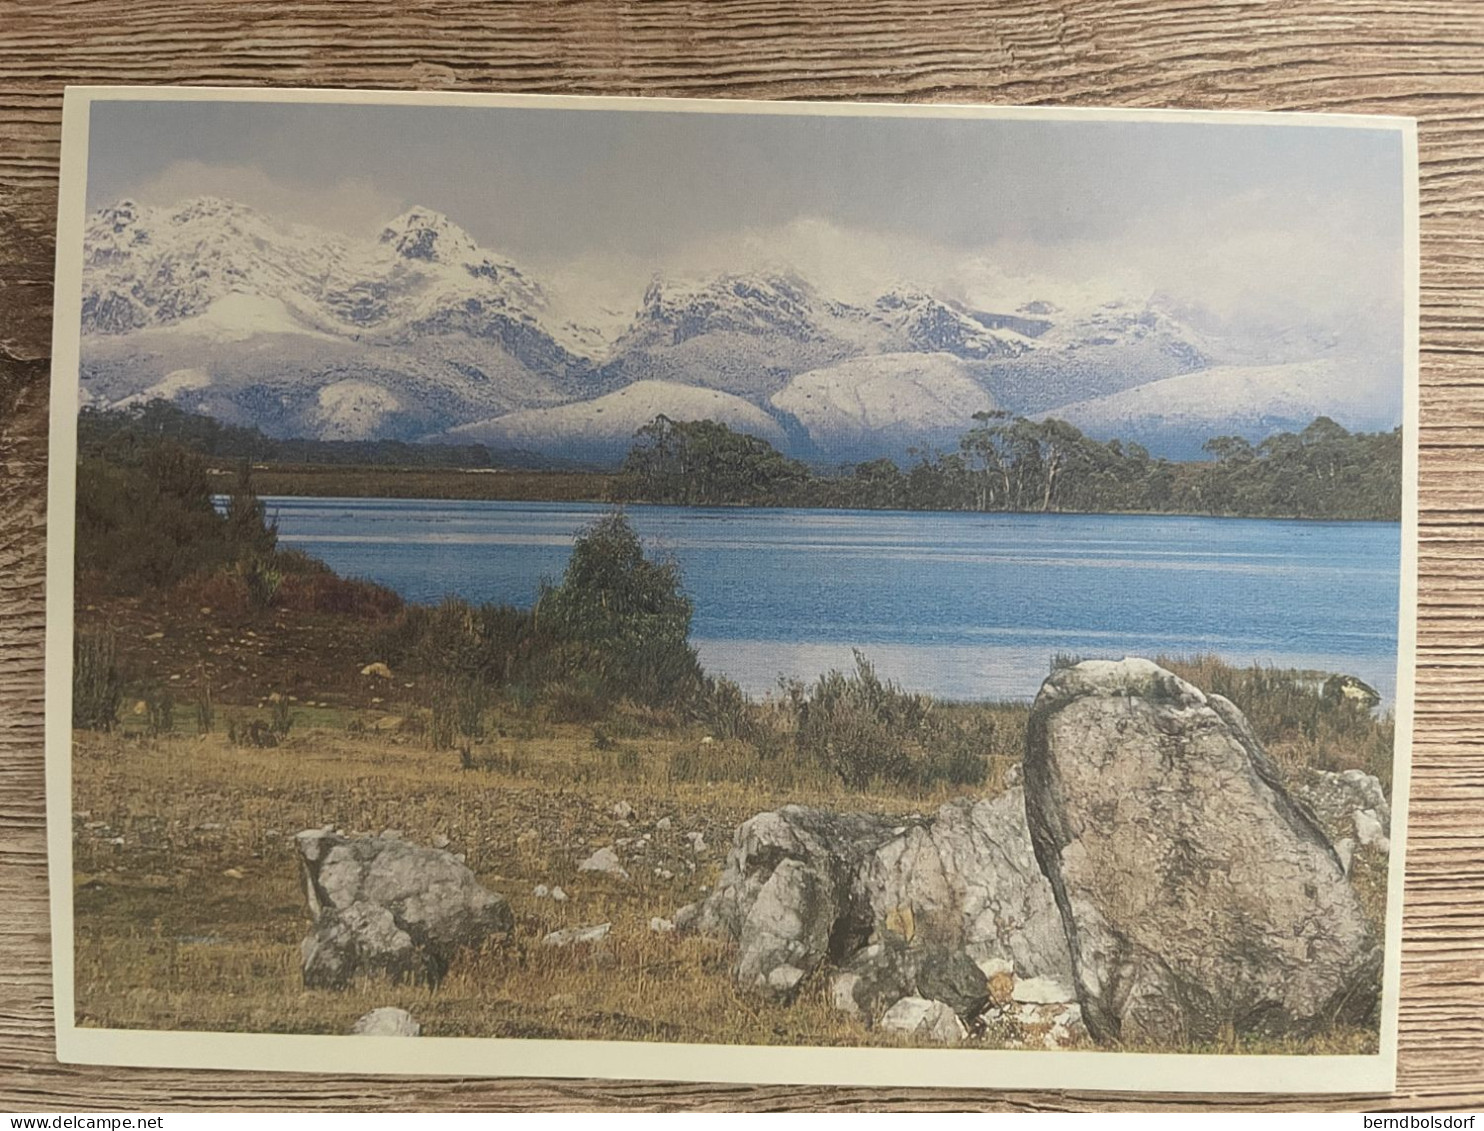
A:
[81, 400, 1403, 521]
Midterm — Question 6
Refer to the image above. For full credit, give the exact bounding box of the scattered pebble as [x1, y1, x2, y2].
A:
[542, 923, 611, 948]
[578, 846, 629, 879]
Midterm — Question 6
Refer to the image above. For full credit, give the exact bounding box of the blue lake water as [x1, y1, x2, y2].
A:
[265, 497, 1402, 705]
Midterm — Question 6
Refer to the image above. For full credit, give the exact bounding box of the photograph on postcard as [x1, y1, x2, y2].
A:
[48, 89, 1416, 1086]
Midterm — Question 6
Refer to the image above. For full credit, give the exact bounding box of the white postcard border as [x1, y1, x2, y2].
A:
[44, 84, 1421, 1094]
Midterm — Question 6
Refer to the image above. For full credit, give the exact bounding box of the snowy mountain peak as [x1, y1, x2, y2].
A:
[870, 286, 1037, 360]
[633, 271, 824, 345]
[378, 206, 481, 265]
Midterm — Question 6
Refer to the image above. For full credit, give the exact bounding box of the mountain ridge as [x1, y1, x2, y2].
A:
[79, 195, 1398, 463]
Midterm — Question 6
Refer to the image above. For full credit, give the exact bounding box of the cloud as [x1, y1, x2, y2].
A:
[541, 199, 1401, 362]
[109, 163, 1403, 364]
[126, 161, 406, 237]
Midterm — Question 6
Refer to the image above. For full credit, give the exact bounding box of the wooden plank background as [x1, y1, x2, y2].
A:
[2, 0, 1481, 1112]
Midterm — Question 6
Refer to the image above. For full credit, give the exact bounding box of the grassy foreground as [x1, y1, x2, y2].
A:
[71, 654, 1388, 1054]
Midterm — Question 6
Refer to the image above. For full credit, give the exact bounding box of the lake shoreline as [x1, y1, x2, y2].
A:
[257, 498, 1403, 707]
[218, 465, 1402, 525]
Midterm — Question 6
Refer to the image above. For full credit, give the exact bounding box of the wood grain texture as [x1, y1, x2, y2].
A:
[1, 0, 1481, 1112]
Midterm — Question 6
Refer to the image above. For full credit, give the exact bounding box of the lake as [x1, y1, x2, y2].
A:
[266, 498, 1402, 705]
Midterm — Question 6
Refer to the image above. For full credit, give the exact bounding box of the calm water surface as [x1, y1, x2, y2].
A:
[266, 498, 1401, 704]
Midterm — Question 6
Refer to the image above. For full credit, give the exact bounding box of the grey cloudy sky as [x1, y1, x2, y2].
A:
[86, 98, 1407, 350]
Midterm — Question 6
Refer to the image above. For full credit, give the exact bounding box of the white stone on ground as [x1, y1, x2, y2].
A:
[351, 1007, 419, 1037]
[542, 923, 611, 948]
[578, 846, 629, 879]
[1011, 976, 1076, 1004]
[879, 997, 963, 1044]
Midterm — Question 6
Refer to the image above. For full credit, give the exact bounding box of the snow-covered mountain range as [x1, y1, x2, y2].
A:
[79, 197, 1401, 464]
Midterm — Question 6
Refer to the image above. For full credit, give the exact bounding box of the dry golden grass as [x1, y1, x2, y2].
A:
[71, 678, 1387, 1055]
[72, 710, 990, 1048]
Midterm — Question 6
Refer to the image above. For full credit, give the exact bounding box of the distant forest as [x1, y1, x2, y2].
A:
[78, 400, 1402, 521]
[619, 412, 1402, 521]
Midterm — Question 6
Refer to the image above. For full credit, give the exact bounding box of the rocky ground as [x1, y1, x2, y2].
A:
[70, 602, 1391, 1053]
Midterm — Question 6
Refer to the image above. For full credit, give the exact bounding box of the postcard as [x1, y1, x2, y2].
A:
[45, 86, 1418, 1091]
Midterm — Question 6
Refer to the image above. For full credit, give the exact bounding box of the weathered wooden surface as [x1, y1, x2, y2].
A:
[1, 0, 1481, 1112]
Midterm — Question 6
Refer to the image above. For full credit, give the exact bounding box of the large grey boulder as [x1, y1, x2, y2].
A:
[296, 829, 512, 989]
[861, 788, 1073, 985]
[683, 794, 1072, 1016]
[685, 806, 901, 1000]
[1024, 658, 1381, 1046]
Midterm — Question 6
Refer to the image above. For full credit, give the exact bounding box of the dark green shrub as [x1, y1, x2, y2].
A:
[73, 630, 122, 731]
[240, 557, 283, 611]
[795, 651, 927, 789]
[222, 460, 278, 560]
[791, 651, 993, 791]
[698, 675, 758, 742]
[535, 512, 702, 707]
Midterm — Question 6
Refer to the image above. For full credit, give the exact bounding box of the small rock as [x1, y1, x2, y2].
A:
[550, 886, 568, 902]
[1354, 808, 1390, 853]
[351, 1007, 420, 1037]
[655, 868, 675, 880]
[976, 956, 1014, 979]
[361, 662, 393, 679]
[767, 964, 806, 995]
[612, 801, 635, 821]
[655, 817, 673, 832]
[1335, 837, 1356, 875]
[542, 923, 611, 948]
[578, 846, 629, 880]
[686, 832, 707, 853]
[879, 997, 963, 1045]
[649, 916, 676, 933]
[831, 972, 863, 1016]
[533, 884, 549, 898]
[432, 835, 450, 849]
[144, 631, 164, 641]
[222, 868, 244, 879]
[1011, 976, 1076, 1004]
